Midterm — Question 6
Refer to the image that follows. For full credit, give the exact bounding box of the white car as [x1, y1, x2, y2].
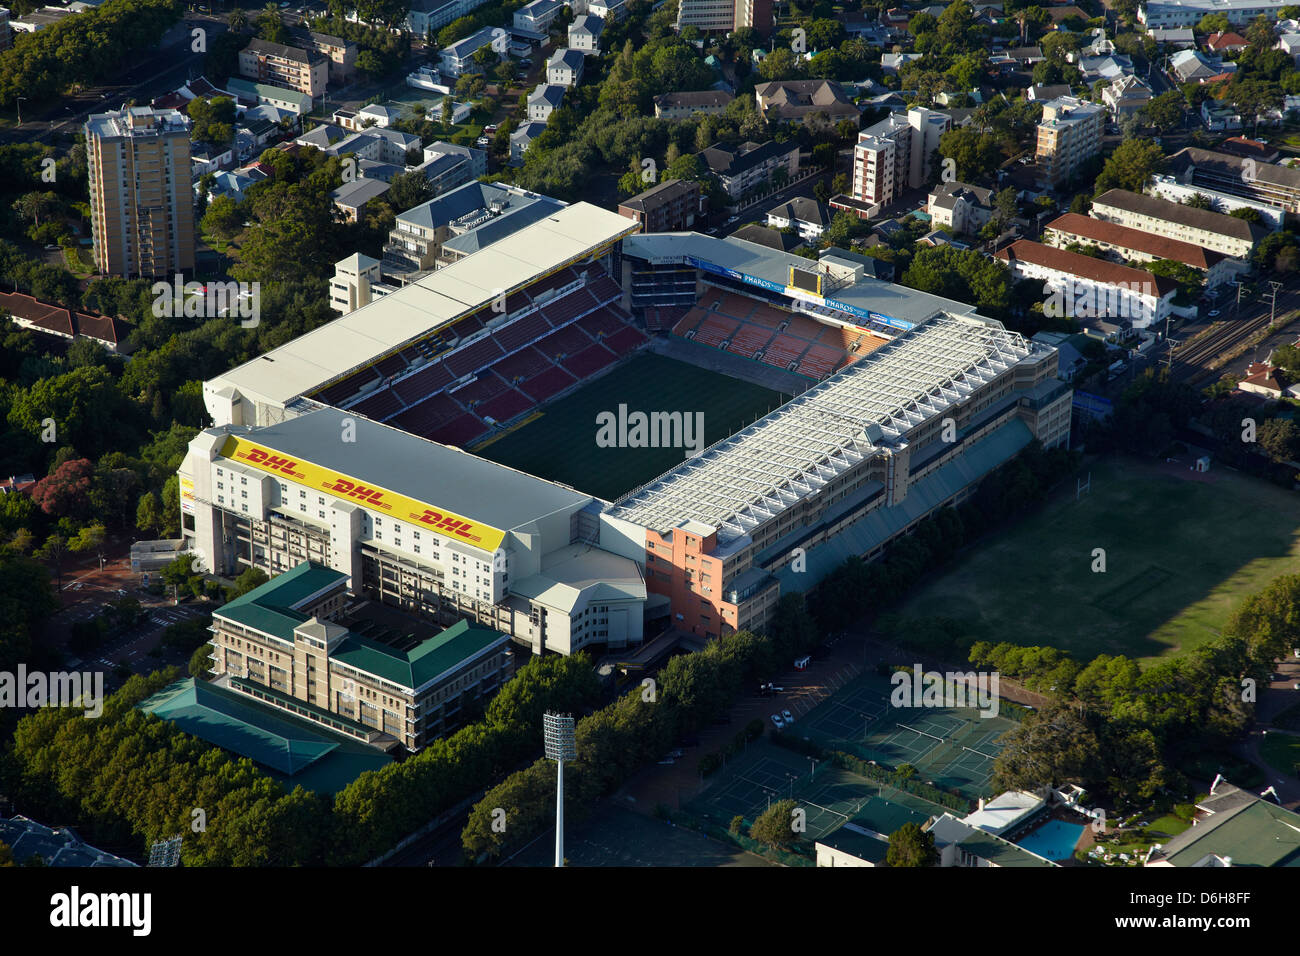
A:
[782, 709, 794, 724]
[1208, 310, 1221, 317]
[770, 714, 785, 729]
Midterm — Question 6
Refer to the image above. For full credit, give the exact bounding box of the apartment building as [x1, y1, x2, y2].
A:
[588, 0, 627, 20]
[439, 26, 499, 76]
[207, 561, 515, 751]
[1147, 173, 1285, 229]
[238, 38, 329, 102]
[995, 239, 1179, 329]
[700, 140, 801, 199]
[1043, 212, 1235, 288]
[618, 179, 704, 233]
[85, 106, 195, 279]
[514, 0, 563, 32]
[1167, 146, 1300, 214]
[382, 181, 565, 278]
[653, 90, 733, 119]
[1139, 0, 1292, 28]
[676, 0, 772, 34]
[1090, 188, 1264, 259]
[294, 31, 357, 83]
[851, 108, 951, 207]
[1035, 96, 1103, 187]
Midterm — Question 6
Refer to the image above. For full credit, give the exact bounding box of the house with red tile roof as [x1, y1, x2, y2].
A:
[1206, 31, 1248, 54]
[0, 292, 133, 353]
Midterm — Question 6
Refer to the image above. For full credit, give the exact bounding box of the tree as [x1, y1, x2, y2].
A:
[992, 701, 1105, 790]
[201, 195, 243, 241]
[189, 642, 215, 679]
[13, 191, 59, 228]
[937, 127, 1001, 184]
[1094, 137, 1165, 195]
[31, 458, 95, 520]
[1142, 90, 1185, 133]
[227, 566, 270, 600]
[750, 798, 799, 847]
[136, 491, 163, 537]
[35, 532, 69, 592]
[69, 521, 107, 568]
[886, 822, 937, 866]
[386, 170, 434, 213]
[1258, 418, 1300, 464]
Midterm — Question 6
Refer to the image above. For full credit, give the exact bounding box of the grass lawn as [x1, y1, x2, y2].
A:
[474, 352, 786, 501]
[881, 456, 1300, 663]
[1260, 731, 1300, 778]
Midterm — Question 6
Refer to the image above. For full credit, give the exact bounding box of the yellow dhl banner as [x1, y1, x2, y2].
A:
[219, 436, 506, 552]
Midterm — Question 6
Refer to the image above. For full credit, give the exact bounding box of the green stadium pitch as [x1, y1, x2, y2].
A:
[473, 353, 786, 502]
[882, 455, 1300, 663]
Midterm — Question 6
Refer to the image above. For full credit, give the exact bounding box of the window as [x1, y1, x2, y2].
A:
[319, 510, 326, 518]
[241, 476, 247, 485]
[299, 490, 306, 499]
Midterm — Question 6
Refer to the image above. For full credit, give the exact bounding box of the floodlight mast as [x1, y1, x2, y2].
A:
[543, 712, 576, 868]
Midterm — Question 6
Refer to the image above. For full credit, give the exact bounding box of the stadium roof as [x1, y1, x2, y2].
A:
[606, 314, 1033, 543]
[214, 406, 593, 533]
[209, 203, 638, 409]
[621, 232, 986, 327]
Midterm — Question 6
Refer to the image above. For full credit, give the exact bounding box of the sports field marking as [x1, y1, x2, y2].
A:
[896, 722, 944, 744]
[961, 745, 998, 761]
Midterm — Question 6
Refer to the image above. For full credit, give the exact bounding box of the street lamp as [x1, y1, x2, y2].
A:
[16, 96, 27, 127]
[543, 711, 576, 868]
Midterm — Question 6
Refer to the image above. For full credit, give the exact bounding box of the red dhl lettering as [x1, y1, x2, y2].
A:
[412, 509, 479, 540]
[327, 478, 386, 504]
[241, 448, 301, 474]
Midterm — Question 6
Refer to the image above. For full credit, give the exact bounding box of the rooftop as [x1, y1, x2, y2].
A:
[208, 203, 637, 407]
[1044, 212, 1225, 269]
[213, 406, 593, 536]
[996, 239, 1181, 296]
[1092, 187, 1266, 242]
[333, 618, 509, 691]
[606, 314, 1031, 542]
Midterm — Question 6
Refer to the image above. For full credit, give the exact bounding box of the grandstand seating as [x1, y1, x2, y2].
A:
[315, 371, 377, 406]
[587, 275, 623, 305]
[391, 361, 455, 403]
[602, 325, 647, 354]
[349, 387, 406, 421]
[492, 311, 551, 353]
[443, 336, 505, 378]
[796, 344, 845, 380]
[564, 342, 618, 378]
[371, 352, 408, 377]
[392, 393, 465, 434]
[692, 315, 739, 349]
[437, 414, 490, 447]
[785, 314, 825, 341]
[540, 292, 589, 328]
[576, 306, 625, 340]
[525, 266, 580, 303]
[727, 322, 775, 359]
[478, 388, 535, 424]
[521, 365, 577, 403]
[452, 371, 509, 406]
[644, 306, 689, 332]
[536, 323, 593, 360]
[761, 334, 808, 370]
[493, 346, 552, 382]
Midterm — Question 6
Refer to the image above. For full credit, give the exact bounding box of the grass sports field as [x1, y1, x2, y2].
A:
[882, 456, 1300, 663]
[473, 353, 785, 501]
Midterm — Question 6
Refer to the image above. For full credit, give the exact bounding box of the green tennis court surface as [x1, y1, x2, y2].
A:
[795, 671, 1019, 801]
[473, 353, 785, 501]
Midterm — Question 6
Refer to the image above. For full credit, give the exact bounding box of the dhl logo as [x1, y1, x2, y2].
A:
[325, 478, 393, 510]
[410, 508, 481, 543]
[239, 447, 306, 479]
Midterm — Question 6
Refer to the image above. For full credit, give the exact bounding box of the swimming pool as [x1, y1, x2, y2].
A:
[1015, 820, 1086, 861]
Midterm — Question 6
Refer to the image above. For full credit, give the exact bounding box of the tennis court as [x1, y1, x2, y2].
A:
[798, 672, 1021, 801]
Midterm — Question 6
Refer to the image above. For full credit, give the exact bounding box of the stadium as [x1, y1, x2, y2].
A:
[182, 200, 1073, 666]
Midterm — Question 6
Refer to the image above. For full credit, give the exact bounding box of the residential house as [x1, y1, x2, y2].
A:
[764, 196, 833, 240]
[547, 48, 586, 87]
[0, 291, 133, 353]
[1145, 778, 1300, 866]
[1201, 98, 1242, 131]
[439, 26, 499, 77]
[332, 178, 391, 222]
[1205, 30, 1248, 54]
[510, 121, 548, 166]
[1169, 48, 1234, 83]
[653, 90, 733, 118]
[1102, 74, 1153, 117]
[528, 83, 567, 122]
[514, 0, 563, 32]
[753, 79, 861, 126]
[569, 13, 604, 52]
[1147, 26, 1196, 47]
[927, 181, 993, 235]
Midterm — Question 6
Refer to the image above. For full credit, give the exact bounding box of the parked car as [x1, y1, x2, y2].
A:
[770, 714, 785, 729]
[781, 709, 794, 724]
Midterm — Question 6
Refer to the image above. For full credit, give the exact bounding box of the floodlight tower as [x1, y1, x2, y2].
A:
[543, 711, 576, 868]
